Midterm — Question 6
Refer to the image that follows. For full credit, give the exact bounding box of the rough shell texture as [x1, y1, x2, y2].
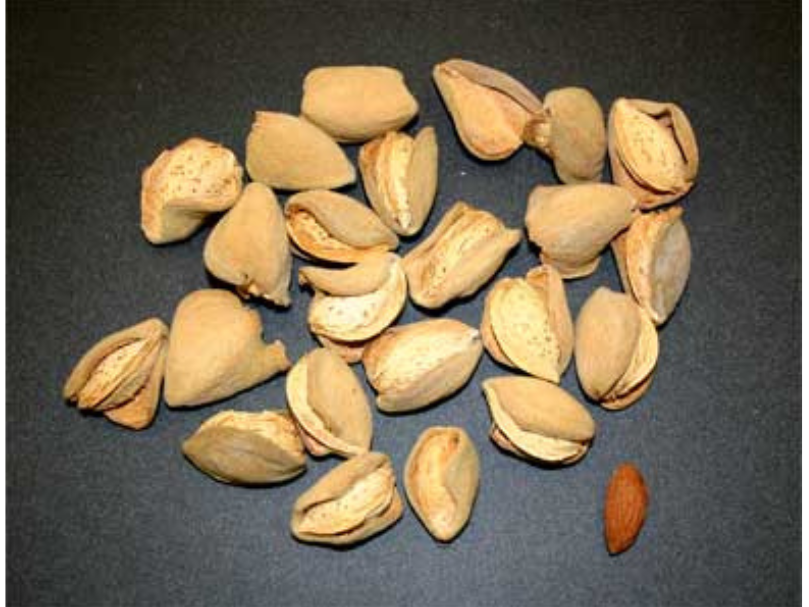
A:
[301, 66, 419, 143]
[575, 287, 658, 409]
[63, 317, 168, 430]
[315, 334, 369, 364]
[483, 376, 596, 465]
[525, 183, 637, 279]
[480, 277, 565, 382]
[164, 289, 291, 407]
[359, 127, 439, 236]
[483, 377, 595, 465]
[612, 206, 691, 326]
[525, 265, 574, 372]
[608, 98, 699, 209]
[286, 190, 399, 263]
[403, 201, 521, 308]
[363, 318, 483, 413]
[604, 463, 649, 555]
[433, 59, 542, 160]
[301, 253, 407, 343]
[524, 87, 606, 184]
[286, 348, 373, 458]
[141, 137, 243, 245]
[246, 111, 355, 191]
[404, 426, 480, 542]
[182, 410, 306, 485]
[204, 182, 291, 306]
[290, 452, 403, 546]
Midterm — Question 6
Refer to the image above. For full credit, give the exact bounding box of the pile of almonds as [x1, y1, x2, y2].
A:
[63, 60, 698, 554]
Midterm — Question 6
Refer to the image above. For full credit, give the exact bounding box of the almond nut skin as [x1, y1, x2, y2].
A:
[604, 463, 649, 555]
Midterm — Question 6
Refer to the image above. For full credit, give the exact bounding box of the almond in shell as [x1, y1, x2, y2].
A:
[575, 287, 659, 410]
[141, 137, 243, 245]
[359, 127, 438, 236]
[403, 201, 521, 308]
[301, 66, 419, 143]
[286, 348, 373, 458]
[285, 190, 399, 264]
[525, 183, 638, 279]
[608, 98, 699, 209]
[362, 318, 483, 413]
[612, 206, 691, 326]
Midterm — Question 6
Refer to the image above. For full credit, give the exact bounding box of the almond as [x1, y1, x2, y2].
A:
[604, 463, 649, 555]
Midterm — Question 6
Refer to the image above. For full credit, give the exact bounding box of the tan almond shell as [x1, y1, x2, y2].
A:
[285, 189, 399, 263]
[290, 452, 404, 546]
[404, 426, 480, 542]
[203, 182, 292, 307]
[304, 255, 407, 343]
[299, 252, 396, 296]
[362, 318, 483, 413]
[524, 87, 606, 184]
[359, 127, 439, 236]
[486, 278, 561, 382]
[141, 137, 243, 245]
[286, 348, 373, 458]
[63, 318, 168, 420]
[525, 265, 574, 373]
[433, 59, 540, 161]
[104, 345, 166, 431]
[488, 422, 588, 466]
[245, 111, 355, 191]
[482, 376, 595, 465]
[403, 201, 521, 308]
[574, 288, 642, 401]
[315, 333, 369, 364]
[164, 289, 291, 407]
[525, 184, 637, 279]
[480, 286, 512, 367]
[301, 66, 419, 143]
[615, 206, 691, 326]
[608, 98, 699, 209]
[603, 309, 659, 409]
[182, 410, 306, 485]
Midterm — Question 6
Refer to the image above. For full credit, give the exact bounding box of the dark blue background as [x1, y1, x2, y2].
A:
[8, 2, 800, 606]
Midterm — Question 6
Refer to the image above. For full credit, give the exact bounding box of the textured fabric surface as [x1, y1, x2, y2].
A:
[7, 2, 799, 606]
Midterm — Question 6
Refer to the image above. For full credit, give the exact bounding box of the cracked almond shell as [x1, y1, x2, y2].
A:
[164, 289, 291, 407]
[301, 66, 419, 143]
[480, 267, 573, 382]
[300, 253, 407, 344]
[290, 452, 403, 546]
[203, 182, 291, 306]
[523, 87, 606, 184]
[285, 189, 399, 263]
[246, 111, 355, 191]
[182, 409, 306, 485]
[482, 376, 596, 465]
[362, 318, 483, 413]
[286, 348, 373, 458]
[608, 98, 699, 209]
[525, 183, 638, 279]
[433, 59, 542, 160]
[404, 426, 480, 542]
[63, 317, 168, 430]
[575, 287, 659, 410]
[141, 137, 243, 245]
[359, 127, 439, 236]
[403, 201, 521, 308]
[612, 206, 691, 326]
